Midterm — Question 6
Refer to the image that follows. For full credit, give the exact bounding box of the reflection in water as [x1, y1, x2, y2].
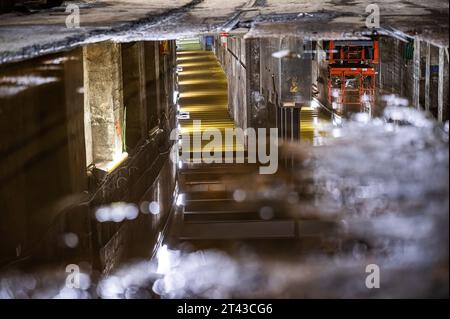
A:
[1, 103, 447, 298]
[95, 202, 140, 223]
[0, 49, 86, 270]
[148, 105, 448, 298]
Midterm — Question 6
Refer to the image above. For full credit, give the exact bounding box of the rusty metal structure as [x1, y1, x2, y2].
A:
[327, 40, 379, 116]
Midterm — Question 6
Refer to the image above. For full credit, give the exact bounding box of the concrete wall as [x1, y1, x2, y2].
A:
[214, 35, 248, 131]
[258, 37, 281, 130]
[143, 42, 161, 131]
[379, 37, 410, 98]
[215, 36, 279, 131]
[0, 49, 87, 264]
[0, 40, 179, 272]
[379, 37, 449, 121]
[97, 40, 179, 271]
[314, 40, 330, 109]
[84, 42, 124, 166]
[215, 36, 312, 140]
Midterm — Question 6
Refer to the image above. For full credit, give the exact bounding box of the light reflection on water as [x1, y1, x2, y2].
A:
[0, 103, 448, 298]
[115, 104, 448, 298]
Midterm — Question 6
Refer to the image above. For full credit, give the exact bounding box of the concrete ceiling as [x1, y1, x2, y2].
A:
[0, 0, 448, 64]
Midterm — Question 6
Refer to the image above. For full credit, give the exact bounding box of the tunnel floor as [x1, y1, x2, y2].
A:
[146, 42, 448, 299]
[0, 36, 447, 299]
[176, 46, 330, 150]
[299, 105, 330, 146]
[159, 43, 357, 297]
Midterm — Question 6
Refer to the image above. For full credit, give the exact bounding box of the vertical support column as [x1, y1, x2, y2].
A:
[438, 46, 444, 122]
[378, 39, 383, 92]
[401, 42, 406, 97]
[122, 42, 147, 150]
[413, 37, 421, 109]
[83, 41, 124, 167]
[172, 40, 177, 98]
[317, 40, 329, 106]
[168, 40, 177, 131]
[162, 42, 170, 117]
[391, 38, 397, 93]
[424, 42, 431, 112]
[245, 39, 261, 128]
[64, 48, 87, 192]
[155, 42, 161, 125]
[139, 43, 148, 137]
[166, 41, 174, 109]
[280, 37, 312, 108]
[279, 37, 311, 142]
[144, 42, 160, 131]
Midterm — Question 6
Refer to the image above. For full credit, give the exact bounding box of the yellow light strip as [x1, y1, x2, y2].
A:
[176, 50, 244, 153]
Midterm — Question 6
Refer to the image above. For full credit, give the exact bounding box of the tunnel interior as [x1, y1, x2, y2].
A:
[0, 14, 449, 299]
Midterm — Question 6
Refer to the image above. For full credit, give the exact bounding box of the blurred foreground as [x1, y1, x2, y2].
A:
[1, 105, 448, 299]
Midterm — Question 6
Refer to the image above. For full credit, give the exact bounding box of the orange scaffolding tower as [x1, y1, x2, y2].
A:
[327, 40, 379, 116]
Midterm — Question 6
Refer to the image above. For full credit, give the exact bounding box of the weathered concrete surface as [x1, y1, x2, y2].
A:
[122, 42, 147, 150]
[0, 0, 199, 64]
[83, 41, 124, 165]
[0, 0, 448, 64]
[0, 39, 179, 269]
[244, 0, 449, 45]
